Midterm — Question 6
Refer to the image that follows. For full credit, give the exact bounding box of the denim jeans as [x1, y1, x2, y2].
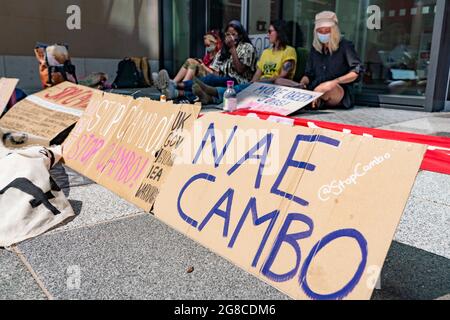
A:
[183, 74, 238, 101]
[215, 83, 251, 104]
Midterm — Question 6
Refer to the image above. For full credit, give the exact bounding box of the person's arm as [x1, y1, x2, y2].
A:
[335, 72, 359, 84]
[208, 53, 222, 76]
[343, 41, 364, 82]
[299, 51, 314, 88]
[251, 68, 263, 82]
[323, 41, 363, 89]
[199, 63, 215, 75]
[230, 46, 247, 74]
[277, 60, 295, 80]
[258, 60, 296, 83]
[298, 76, 310, 89]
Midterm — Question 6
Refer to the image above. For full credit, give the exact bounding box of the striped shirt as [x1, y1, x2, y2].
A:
[210, 42, 256, 84]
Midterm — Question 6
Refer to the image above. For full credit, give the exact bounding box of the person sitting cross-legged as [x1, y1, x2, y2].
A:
[193, 20, 297, 105]
[275, 11, 364, 109]
[161, 20, 257, 101]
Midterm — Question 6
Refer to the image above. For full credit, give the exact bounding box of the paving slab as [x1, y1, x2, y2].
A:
[46, 183, 144, 235]
[294, 107, 429, 128]
[18, 214, 288, 300]
[378, 116, 450, 136]
[411, 171, 450, 206]
[51, 164, 94, 191]
[0, 249, 47, 300]
[17, 213, 450, 300]
[394, 196, 450, 259]
[371, 241, 450, 300]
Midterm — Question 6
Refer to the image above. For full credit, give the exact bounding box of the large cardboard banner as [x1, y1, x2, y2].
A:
[153, 113, 426, 300]
[236, 83, 323, 116]
[63, 92, 200, 211]
[0, 78, 19, 115]
[0, 82, 100, 147]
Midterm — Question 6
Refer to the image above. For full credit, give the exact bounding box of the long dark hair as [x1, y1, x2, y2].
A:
[271, 20, 290, 49]
[219, 20, 253, 62]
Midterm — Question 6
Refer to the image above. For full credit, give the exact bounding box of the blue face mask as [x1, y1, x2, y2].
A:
[317, 33, 331, 44]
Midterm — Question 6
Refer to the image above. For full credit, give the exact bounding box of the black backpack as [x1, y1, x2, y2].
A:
[112, 58, 145, 89]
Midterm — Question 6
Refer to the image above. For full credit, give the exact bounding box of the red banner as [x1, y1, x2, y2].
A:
[227, 110, 450, 176]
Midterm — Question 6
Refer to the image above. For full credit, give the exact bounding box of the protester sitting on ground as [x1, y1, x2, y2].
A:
[275, 11, 364, 109]
[154, 30, 222, 90]
[192, 20, 297, 105]
[158, 20, 257, 101]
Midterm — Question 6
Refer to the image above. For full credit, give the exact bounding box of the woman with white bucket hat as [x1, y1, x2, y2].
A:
[276, 11, 364, 109]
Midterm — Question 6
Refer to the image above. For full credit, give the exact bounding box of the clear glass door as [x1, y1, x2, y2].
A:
[247, 0, 282, 58]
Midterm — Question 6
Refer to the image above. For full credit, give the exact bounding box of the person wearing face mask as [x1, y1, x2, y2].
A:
[154, 30, 222, 90]
[276, 11, 364, 109]
[160, 20, 256, 101]
[192, 20, 297, 105]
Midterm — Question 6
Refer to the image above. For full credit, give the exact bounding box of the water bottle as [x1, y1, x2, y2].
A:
[223, 80, 237, 112]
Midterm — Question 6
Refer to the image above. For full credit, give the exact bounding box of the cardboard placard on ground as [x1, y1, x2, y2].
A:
[0, 78, 19, 114]
[0, 82, 100, 147]
[63, 92, 200, 211]
[236, 83, 323, 116]
[153, 113, 426, 300]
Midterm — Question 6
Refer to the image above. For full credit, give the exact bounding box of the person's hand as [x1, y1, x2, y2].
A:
[225, 35, 236, 49]
[312, 99, 318, 109]
[312, 98, 321, 109]
[323, 79, 340, 91]
[298, 82, 307, 89]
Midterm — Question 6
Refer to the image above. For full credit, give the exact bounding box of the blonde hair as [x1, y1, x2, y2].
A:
[313, 25, 341, 55]
[204, 34, 218, 44]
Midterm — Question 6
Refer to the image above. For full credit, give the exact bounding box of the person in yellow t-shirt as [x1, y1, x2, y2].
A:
[193, 20, 298, 104]
[255, 21, 297, 81]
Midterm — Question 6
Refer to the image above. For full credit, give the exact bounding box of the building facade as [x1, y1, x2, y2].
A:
[160, 0, 450, 112]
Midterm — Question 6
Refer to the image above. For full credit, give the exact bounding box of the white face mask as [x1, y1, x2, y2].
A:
[206, 44, 216, 53]
[317, 32, 331, 44]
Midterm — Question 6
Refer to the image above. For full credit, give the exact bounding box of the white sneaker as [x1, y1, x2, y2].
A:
[151, 72, 159, 88]
[158, 69, 171, 90]
[162, 81, 178, 100]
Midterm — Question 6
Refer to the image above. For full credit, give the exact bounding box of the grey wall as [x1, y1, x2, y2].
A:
[0, 0, 159, 59]
[0, 55, 159, 92]
[0, 0, 160, 90]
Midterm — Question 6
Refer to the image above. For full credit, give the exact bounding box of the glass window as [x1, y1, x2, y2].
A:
[172, 0, 192, 71]
[284, 0, 437, 98]
[247, 0, 282, 57]
[209, 0, 242, 31]
[283, 0, 336, 48]
[248, 0, 281, 34]
[353, 0, 437, 97]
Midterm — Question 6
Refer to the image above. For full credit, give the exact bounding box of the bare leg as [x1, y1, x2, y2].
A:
[313, 82, 345, 108]
[173, 67, 188, 84]
[183, 67, 197, 82]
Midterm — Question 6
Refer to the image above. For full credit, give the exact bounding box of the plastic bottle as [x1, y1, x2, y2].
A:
[223, 80, 237, 112]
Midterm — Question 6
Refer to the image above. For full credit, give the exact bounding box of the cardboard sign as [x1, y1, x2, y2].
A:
[153, 113, 426, 300]
[63, 92, 200, 211]
[236, 83, 322, 116]
[0, 82, 100, 147]
[0, 78, 19, 115]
